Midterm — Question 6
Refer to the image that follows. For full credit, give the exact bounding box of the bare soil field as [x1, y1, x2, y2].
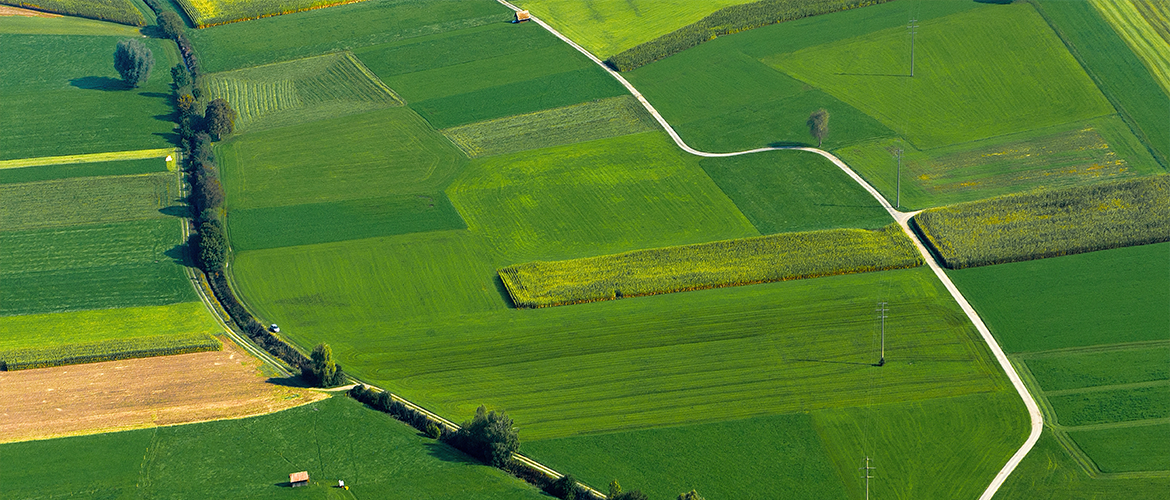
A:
[0, 339, 325, 443]
[0, 5, 60, 17]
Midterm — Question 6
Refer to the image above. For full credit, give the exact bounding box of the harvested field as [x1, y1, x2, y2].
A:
[0, 339, 325, 444]
[0, 5, 59, 16]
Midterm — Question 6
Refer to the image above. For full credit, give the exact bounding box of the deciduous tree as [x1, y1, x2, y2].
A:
[204, 98, 236, 140]
[309, 343, 338, 387]
[114, 39, 154, 88]
[157, 11, 185, 40]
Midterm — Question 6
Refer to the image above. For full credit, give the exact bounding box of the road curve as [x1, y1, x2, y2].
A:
[497, 1, 1043, 497]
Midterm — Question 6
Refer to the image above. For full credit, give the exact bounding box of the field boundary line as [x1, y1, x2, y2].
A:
[497, 1, 1045, 497]
[0, 148, 175, 170]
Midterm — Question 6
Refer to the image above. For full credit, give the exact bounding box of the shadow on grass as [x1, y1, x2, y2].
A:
[159, 205, 190, 218]
[70, 76, 130, 91]
[494, 274, 517, 309]
[154, 131, 181, 147]
[768, 141, 812, 148]
[833, 72, 911, 78]
[791, 358, 875, 367]
[424, 441, 482, 465]
[164, 243, 195, 267]
[265, 375, 312, 388]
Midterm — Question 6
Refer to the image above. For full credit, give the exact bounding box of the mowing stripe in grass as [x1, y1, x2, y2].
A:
[0, 157, 168, 184]
[0, 148, 173, 170]
[0, 173, 178, 232]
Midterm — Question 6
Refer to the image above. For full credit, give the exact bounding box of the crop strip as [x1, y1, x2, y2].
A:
[0, 333, 222, 371]
[913, 176, 1170, 269]
[0, 148, 175, 170]
[500, 223, 922, 308]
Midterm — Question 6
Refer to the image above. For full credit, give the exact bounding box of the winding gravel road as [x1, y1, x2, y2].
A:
[496, 2, 1044, 498]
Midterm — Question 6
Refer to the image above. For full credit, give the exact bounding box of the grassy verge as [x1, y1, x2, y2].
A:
[500, 224, 920, 308]
[914, 176, 1170, 269]
[0, 333, 221, 371]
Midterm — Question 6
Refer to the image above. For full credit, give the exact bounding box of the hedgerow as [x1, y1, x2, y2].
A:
[0, 334, 221, 371]
[0, 0, 145, 26]
[500, 223, 921, 308]
[605, 0, 894, 72]
[913, 175, 1170, 269]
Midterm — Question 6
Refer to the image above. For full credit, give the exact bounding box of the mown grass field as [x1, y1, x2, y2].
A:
[514, 0, 750, 59]
[501, 224, 920, 308]
[0, 173, 177, 231]
[188, 0, 507, 72]
[206, 51, 402, 132]
[0, 34, 177, 160]
[441, 95, 657, 158]
[949, 242, 1169, 354]
[995, 429, 1170, 499]
[698, 150, 891, 233]
[1068, 424, 1170, 473]
[0, 157, 166, 184]
[1033, 0, 1170, 166]
[914, 176, 1169, 269]
[0, 0, 144, 26]
[447, 132, 759, 263]
[838, 115, 1164, 210]
[0, 12, 143, 36]
[770, 2, 1112, 149]
[0, 396, 546, 499]
[0, 303, 219, 353]
[1089, 0, 1170, 96]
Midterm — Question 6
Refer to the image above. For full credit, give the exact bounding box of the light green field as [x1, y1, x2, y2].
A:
[0, 34, 177, 161]
[839, 115, 1164, 210]
[218, 107, 466, 211]
[514, 0, 750, 58]
[441, 95, 657, 158]
[1090, 0, 1170, 96]
[447, 132, 759, 263]
[0, 302, 220, 352]
[0, 396, 546, 499]
[770, 3, 1113, 149]
[0, 173, 176, 232]
[205, 51, 402, 132]
[0, 13, 143, 36]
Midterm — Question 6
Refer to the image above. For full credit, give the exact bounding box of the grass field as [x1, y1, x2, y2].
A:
[949, 242, 1169, 354]
[523, 412, 848, 500]
[0, 396, 546, 499]
[0, 173, 176, 231]
[0, 157, 166, 184]
[1048, 386, 1170, 427]
[770, 3, 1113, 149]
[1089, 0, 1170, 96]
[234, 262, 1003, 441]
[914, 176, 1170, 269]
[1025, 345, 1170, 392]
[1033, 0, 1170, 167]
[188, 0, 507, 73]
[218, 107, 465, 211]
[441, 95, 657, 158]
[0, 0, 144, 26]
[205, 51, 402, 132]
[839, 115, 1164, 210]
[448, 132, 758, 263]
[514, 0, 750, 59]
[176, 0, 365, 27]
[501, 224, 921, 308]
[0, 34, 177, 160]
[0, 302, 220, 352]
[0, 333, 221, 370]
[227, 193, 465, 251]
[1068, 424, 1170, 473]
[698, 150, 891, 234]
[995, 429, 1170, 498]
[0, 12, 143, 36]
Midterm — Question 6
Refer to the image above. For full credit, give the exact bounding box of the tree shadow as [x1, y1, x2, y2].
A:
[141, 25, 165, 39]
[791, 358, 874, 367]
[164, 243, 194, 267]
[154, 131, 181, 147]
[424, 441, 481, 465]
[834, 72, 911, 78]
[70, 76, 130, 91]
[768, 141, 811, 148]
[265, 375, 312, 388]
[159, 205, 189, 218]
[139, 91, 170, 99]
[975, 0, 1013, 4]
[494, 274, 517, 309]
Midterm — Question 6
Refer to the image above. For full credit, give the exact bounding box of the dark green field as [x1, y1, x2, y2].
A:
[995, 430, 1170, 499]
[0, 157, 166, 184]
[1068, 424, 1170, 473]
[1025, 345, 1170, 392]
[0, 396, 545, 499]
[0, 34, 177, 161]
[1047, 386, 1170, 427]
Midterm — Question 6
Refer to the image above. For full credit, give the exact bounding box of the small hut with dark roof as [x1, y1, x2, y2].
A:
[289, 471, 309, 488]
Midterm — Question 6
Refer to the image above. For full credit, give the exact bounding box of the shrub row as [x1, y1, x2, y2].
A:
[205, 270, 310, 371]
[605, 0, 894, 71]
[500, 223, 921, 308]
[141, 0, 201, 79]
[0, 334, 221, 371]
[0, 0, 145, 26]
[349, 385, 452, 436]
[913, 176, 1170, 269]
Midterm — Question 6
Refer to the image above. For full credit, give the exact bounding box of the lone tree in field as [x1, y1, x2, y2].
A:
[114, 39, 154, 88]
[807, 108, 830, 147]
[204, 98, 237, 140]
[447, 405, 520, 467]
[157, 11, 185, 40]
[308, 343, 339, 387]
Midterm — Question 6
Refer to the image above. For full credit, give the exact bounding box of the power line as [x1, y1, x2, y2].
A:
[875, 302, 888, 367]
[859, 456, 876, 500]
[908, 19, 919, 77]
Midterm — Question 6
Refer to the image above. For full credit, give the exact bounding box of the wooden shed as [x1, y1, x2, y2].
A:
[289, 471, 309, 488]
[514, 10, 530, 23]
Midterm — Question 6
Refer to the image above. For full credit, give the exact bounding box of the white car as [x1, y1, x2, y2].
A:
[270, 323, 280, 333]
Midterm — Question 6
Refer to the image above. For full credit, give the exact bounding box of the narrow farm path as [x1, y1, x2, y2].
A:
[0, 148, 176, 169]
[496, 1, 1044, 498]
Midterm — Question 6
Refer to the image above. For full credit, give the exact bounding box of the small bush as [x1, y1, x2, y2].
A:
[426, 421, 442, 439]
[546, 474, 583, 500]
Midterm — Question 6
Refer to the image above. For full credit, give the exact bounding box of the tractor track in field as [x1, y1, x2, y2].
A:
[495, 1, 1044, 497]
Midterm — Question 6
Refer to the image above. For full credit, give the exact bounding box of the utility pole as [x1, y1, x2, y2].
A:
[876, 302, 887, 367]
[859, 456, 876, 500]
[893, 147, 903, 210]
[908, 19, 919, 77]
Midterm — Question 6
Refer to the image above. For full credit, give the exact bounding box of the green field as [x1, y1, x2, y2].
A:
[188, 0, 507, 73]
[0, 173, 177, 231]
[1, 333, 221, 371]
[771, 3, 1113, 149]
[949, 242, 1169, 354]
[501, 224, 921, 308]
[995, 429, 1170, 499]
[1068, 424, 1170, 473]
[0, 396, 546, 499]
[839, 115, 1164, 210]
[441, 95, 657, 158]
[914, 176, 1170, 269]
[1025, 345, 1170, 392]
[1088, 0, 1170, 96]
[0, 34, 177, 161]
[0, 302, 220, 353]
[1033, 0, 1170, 166]
[698, 150, 891, 233]
[0, 13, 143, 36]
[0, 0, 144, 26]
[514, 0, 750, 58]
[1048, 386, 1170, 427]
[448, 132, 759, 263]
[205, 51, 402, 132]
[0, 157, 166, 184]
